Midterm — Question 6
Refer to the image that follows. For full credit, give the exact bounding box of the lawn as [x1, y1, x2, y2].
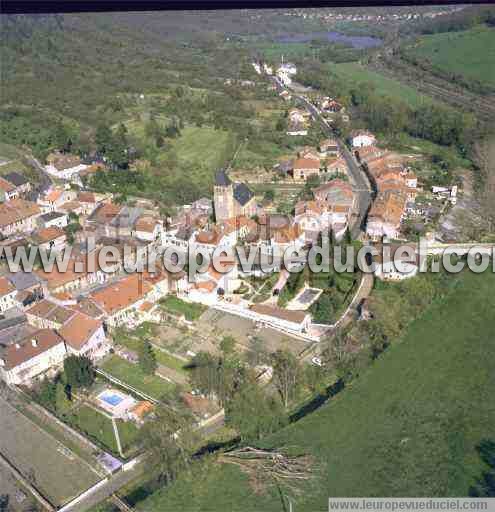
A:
[139, 269, 495, 510]
[68, 405, 139, 455]
[409, 25, 495, 88]
[113, 325, 188, 375]
[101, 355, 175, 400]
[159, 296, 206, 321]
[330, 62, 436, 107]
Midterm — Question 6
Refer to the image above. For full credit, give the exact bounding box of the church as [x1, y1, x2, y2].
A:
[213, 170, 257, 221]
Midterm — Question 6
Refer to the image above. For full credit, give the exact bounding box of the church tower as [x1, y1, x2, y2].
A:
[214, 169, 235, 221]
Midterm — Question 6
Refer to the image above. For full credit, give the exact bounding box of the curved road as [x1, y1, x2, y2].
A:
[272, 76, 372, 238]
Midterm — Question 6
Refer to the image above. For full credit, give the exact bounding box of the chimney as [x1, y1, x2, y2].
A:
[31, 339, 38, 348]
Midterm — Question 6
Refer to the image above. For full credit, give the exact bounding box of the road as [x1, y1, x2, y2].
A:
[272, 76, 372, 239]
[24, 153, 53, 201]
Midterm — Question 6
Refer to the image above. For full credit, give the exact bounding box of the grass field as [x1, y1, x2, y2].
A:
[170, 125, 233, 170]
[101, 355, 175, 400]
[68, 405, 139, 455]
[139, 270, 495, 510]
[159, 296, 206, 321]
[0, 398, 99, 507]
[409, 25, 495, 87]
[330, 62, 436, 107]
[113, 326, 188, 375]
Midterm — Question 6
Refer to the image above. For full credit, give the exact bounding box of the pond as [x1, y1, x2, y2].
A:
[274, 31, 382, 49]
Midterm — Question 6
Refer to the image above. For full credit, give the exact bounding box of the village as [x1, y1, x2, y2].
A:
[0, 55, 467, 512]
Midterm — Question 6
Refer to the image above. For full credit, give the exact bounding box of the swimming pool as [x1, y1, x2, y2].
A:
[99, 392, 124, 407]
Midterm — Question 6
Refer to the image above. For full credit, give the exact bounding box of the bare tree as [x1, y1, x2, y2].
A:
[271, 350, 300, 409]
[220, 446, 317, 495]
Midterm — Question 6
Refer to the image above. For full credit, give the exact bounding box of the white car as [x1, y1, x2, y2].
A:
[311, 357, 323, 367]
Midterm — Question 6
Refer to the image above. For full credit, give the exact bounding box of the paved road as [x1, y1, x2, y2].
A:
[272, 76, 372, 238]
[294, 94, 372, 238]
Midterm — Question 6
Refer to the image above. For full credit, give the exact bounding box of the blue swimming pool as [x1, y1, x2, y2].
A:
[100, 392, 124, 407]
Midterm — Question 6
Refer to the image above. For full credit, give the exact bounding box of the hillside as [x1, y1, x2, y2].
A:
[139, 269, 495, 510]
[408, 25, 495, 89]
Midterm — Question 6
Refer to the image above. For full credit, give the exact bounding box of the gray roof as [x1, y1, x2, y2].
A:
[215, 170, 231, 187]
[40, 211, 67, 222]
[234, 183, 253, 206]
[4, 172, 28, 187]
[6, 271, 42, 291]
[109, 206, 144, 229]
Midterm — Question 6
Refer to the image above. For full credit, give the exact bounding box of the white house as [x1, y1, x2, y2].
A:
[250, 304, 311, 334]
[0, 329, 67, 386]
[0, 177, 19, 202]
[31, 226, 67, 253]
[89, 273, 153, 329]
[37, 211, 69, 229]
[59, 313, 109, 360]
[38, 187, 77, 213]
[278, 62, 297, 76]
[45, 153, 89, 181]
[351, 130, 377, 148]
[0, 277, 19, 314]
[0, 199, 41, 237]
[135, 216, 163, 242]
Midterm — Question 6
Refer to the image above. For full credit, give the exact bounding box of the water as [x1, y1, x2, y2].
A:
[275, 31, 382, 49]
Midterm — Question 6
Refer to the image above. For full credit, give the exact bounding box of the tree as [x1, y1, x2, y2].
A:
[95, 123, 112, 154]
[0, 495, 9, 512]
[63, 355, 95, 389]
[138, 340, 157, 375]
[263, 188, 275, 202]
[271, 349, 300, 408]
[220, 335, 236, 358]
[226, 383, 286, 441]
[323, 330, 357, 382]
[55, 381, 71, 415]
[344, 226, 352, 245]
[38, 377, 57, 411]
[469, 439, 495, 497]
[141, 406, 197, 484]
[246, 335, 268, 367]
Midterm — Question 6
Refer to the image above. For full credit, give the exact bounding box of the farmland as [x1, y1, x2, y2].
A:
[0, 398, 99, 507]
[139, 269, 495, 510]
[330, 62, 437, 107]
[408, 25, 495, 88]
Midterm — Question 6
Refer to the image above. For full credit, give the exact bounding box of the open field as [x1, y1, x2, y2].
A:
[101, 355, 175, 400]
[409, 25, 495, 87]
[0, 398, 99, 507]
[139, 270, 495, 510]
[170, 125, 233, 170]
[330, 62, 437, 107]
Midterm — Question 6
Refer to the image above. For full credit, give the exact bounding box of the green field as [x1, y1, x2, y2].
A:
[409, 25, 495, 87]
[139, 270, 495, 510]
[68, 405, 139, 455]
[159, 296, 206, 321]
[331, 62, 436, 107]
[101, 355, 175, 400]
[113, 326, 188, 375]
[170, 125, 233, 170]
